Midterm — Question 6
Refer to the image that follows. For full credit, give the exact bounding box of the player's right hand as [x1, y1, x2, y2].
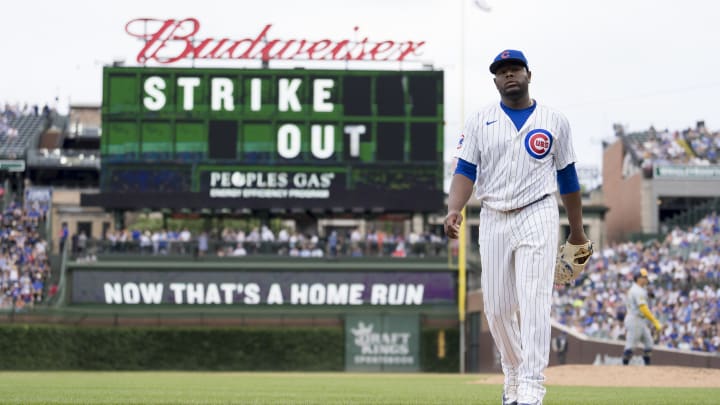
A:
[444, 210, 463, 240]
[653, 321, 662, 331]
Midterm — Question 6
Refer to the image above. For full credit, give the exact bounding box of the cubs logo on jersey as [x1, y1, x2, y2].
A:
[524, 129, 553, 159]
[457, 133, 465, 150]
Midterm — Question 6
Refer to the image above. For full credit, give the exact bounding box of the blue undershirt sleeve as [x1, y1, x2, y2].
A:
[454, 158, 477, 182]
[557, 163, 580, 195]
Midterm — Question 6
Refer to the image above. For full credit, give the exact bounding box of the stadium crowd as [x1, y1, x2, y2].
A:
[624, 121, 720, 167]
[0, 199, 51, 310]
[553, 212, 720, 353]
[685, 122, 720, 164]
[0, 104, 20, 139]
[1, 102, 54, 137]
[86, 226, 448, 259]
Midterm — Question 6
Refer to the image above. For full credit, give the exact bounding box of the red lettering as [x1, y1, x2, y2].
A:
[190, 38, 215, 59]
[328, 40, 351, 60]
[396, 41, 426, 61]
[158, 19, 200, 64]
[535, 139, 549, 149]
[125, 18, 200, 64]
[125, 18, 177, 64]
[257, 39, 282, 61]
[273, 39, 309, 60]
[306, 39, 332, 60]
[225, 39, 254, 59]
[348, 37, 370, 61]
[205, 38, 231, 59]
[369, 41, 395, 61]
[124, 18, 425, 64]
[238, 25, 273, 60]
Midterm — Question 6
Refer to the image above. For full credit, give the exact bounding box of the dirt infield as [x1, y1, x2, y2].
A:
[475, 365, 720, 387]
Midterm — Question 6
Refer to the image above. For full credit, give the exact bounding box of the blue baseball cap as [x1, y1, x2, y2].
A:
[489, 49, 529, 74]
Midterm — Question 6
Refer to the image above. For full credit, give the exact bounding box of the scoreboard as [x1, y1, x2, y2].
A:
[83, 67, 444, 212]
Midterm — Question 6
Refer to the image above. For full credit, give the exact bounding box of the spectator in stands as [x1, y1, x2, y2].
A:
[0, 205, 51, 307]
[77, 231, 87, 255]
[391, 239, 407, 258]
[197, 231, 208, 257]
[298, 242, 311, 257]
[32, 273, 44, 303]
[246, 228, 261, 254]
[58, 223, 68, 253]
[158, 229, 169, 254]
[151, 231, 161, 255]
[310, 243, 324, 257]
[140, 231, 152, 254]
[235, 229, 246, 245]
[232, 243, 247, 257]
[82, 221, 449, 260]
[27, 202, 42, 225]
[260, 225, 275, 242]
[328, 231, 338, 257]
[179, 228, 191, 254]
[277, 228, 289, 243]
[350, 244, 364, 257]
[289, 231, 299, 251]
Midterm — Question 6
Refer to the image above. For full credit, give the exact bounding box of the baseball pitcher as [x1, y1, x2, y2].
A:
[445, 49, 591, 405]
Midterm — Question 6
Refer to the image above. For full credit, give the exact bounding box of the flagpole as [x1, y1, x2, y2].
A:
[458, 0, 467, 375]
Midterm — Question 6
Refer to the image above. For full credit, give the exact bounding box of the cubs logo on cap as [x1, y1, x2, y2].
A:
[489, 49, 529, 74]
[524, 129, 553, 159]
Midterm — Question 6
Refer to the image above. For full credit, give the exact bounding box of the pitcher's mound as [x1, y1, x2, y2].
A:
[475, 365, 720, 387]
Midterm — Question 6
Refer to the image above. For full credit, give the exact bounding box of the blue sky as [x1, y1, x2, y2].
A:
[2, 0, 719, 172]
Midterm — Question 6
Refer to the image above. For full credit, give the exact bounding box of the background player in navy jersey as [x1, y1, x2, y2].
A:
[444, 49, 589, 405]
[623, 268, 662, 366]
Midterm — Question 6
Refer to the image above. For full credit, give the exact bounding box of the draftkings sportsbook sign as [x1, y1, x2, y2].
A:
[71, 270, 456, 306]
[345, 315, 420, 372]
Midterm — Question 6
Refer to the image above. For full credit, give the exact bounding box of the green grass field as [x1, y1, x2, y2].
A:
[0, 372, 717, 405]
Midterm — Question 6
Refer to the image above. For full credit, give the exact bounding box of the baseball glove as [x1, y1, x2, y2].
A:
[554, 240, 593, 285]
[652, 326, 661, 344]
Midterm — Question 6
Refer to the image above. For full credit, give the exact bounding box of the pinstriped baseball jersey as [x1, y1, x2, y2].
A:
[455, 101, 576, 211]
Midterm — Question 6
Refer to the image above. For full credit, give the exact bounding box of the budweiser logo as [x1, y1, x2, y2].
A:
[125, 18, 426, 64]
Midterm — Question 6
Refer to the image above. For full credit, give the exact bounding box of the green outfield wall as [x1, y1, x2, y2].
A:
[0, 324, 458, 372]
[0, 257, 460, 371]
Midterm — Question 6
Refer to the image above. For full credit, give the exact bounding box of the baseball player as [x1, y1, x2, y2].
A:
[622, 268, 662, 365]
[444, 49, 588, 405]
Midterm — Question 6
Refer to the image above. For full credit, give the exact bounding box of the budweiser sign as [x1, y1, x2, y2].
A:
[125, 18, 426, 65]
